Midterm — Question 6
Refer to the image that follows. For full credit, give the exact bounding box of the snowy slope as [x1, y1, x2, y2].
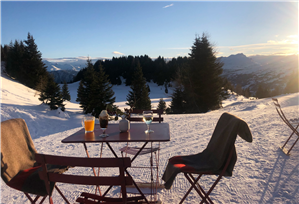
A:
[1, 74, 298, 204]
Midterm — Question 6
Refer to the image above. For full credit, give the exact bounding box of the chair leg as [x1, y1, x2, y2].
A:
[180, 173, 210, 204]
[55, 185, 70, 204]
[286, 136, 299, 155]
[189, 174, 213, 204]
[24, 192, 46, 204]
[49, 196, 54, 204]
[199, 174, 224, 204]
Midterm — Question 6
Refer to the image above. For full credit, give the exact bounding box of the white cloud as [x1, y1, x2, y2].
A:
[112, 51, 124, 55]
[288, 35, 298, 38]
[163, 4, 173, 8]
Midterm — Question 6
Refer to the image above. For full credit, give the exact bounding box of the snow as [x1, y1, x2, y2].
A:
[1, 73, 299, 203]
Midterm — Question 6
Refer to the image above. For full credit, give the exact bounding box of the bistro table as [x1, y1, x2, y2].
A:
[62, 122, 170, 202]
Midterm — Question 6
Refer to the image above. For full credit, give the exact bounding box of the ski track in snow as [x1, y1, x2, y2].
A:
[1, 75, 298, 203]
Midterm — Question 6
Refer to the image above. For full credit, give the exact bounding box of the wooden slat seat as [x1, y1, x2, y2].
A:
[35, 154, 148, 204]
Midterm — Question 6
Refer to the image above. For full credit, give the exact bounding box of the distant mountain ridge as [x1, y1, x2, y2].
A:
[218, 53, 298, 92]
[43, 54, 298, 94]
[43, 57, 105, 83]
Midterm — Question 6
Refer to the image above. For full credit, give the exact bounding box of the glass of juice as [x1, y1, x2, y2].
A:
[82, 116, 95, 133]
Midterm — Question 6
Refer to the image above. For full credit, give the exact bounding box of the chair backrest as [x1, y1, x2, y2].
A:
[125, 109, 163, 123]
[1, 118, 37, 183]
[204, 112, 252, 176]
[35, 154, 133, 200]
[272, 98, 294, 128]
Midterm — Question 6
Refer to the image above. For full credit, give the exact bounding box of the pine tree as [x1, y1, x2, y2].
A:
[5, 33, 48, 90]
[39, 76, 64, 110]
[183, 33, 224, 113]
[76, 58, 98, 114]
[6, 40, 25, 80]
[23, 33, 48, 89]
[126, 61, 151, 110]
[157, 98, 167, 113]
[76, 59, 115, 117]
[92, 62, 115, 117]
[62, 81, 71, 101]
[170, 86, 185, 114]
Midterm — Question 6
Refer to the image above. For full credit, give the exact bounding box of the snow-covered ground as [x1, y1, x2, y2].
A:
[1, 74, 298, 203]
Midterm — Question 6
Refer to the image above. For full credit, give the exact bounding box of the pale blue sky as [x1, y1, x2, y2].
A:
[1, 1, 298, 59]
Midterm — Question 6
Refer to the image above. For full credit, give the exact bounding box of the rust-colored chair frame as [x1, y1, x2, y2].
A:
[35, 153, 148, 204]
[272, 98, 299, 155]
[179, 148, 234, 204]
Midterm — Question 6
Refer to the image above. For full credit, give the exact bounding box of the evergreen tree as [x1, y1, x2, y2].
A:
[76, 59, 115, 117]
[76, 58, 98, 114]
[6, 40, 25, 80]
[170, 86, 185, 114]
[39, 76, 64, 110]
[164, 83, 169, 94]
[157, 98, 167, 113]
[62, 81, 71, 101]
[126, 61, 151, 110]
[23, 33, 48, 89]
[182, 33, 224, 113]
[5, 33, 48, 90]
[92, 62, 116, 117]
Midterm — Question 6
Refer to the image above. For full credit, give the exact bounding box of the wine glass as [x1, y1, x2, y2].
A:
[99, 111, 109, 137]
[143, 111, 154, 134]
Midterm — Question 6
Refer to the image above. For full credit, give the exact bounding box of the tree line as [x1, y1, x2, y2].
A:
[1, 33, 71, 111]
[2, 32, 297, 115]
[73, 55, 188, 88]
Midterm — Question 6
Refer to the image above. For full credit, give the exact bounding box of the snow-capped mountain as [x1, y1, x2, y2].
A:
[218, 53, 298, 91]
[43, 54, 298, 92]
[43, 57, 106, 83]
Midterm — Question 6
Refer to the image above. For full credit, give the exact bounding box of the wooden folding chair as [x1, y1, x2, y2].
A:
[272, 98, 299, 155]
[119, 109, 164, 200]
[35, 153, 148, 204]
[1, 118, 69, 204]
[162, 112, 253, 204]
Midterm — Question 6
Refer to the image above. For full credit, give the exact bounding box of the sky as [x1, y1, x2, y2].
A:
[1, 1, 298, 60]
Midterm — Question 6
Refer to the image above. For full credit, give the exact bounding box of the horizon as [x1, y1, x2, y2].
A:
[1, 1, 298, 59]
[42, 53, 299, 63]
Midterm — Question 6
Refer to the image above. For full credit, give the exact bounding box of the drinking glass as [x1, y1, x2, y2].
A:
[82, 116, 95, 133]
[99, 115, 109, 138]
[143, 111, 154, 133]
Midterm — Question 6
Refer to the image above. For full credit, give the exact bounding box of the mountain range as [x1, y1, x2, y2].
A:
[43, 53, 298, 93]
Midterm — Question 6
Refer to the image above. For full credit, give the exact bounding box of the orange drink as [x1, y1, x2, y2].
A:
[84, 120, 95, 132]
[82, 116, 95, 133]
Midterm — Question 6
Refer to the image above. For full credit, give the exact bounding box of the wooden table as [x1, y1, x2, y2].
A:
[62, 123, 170, 202]
[62, 123, 170, 160]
